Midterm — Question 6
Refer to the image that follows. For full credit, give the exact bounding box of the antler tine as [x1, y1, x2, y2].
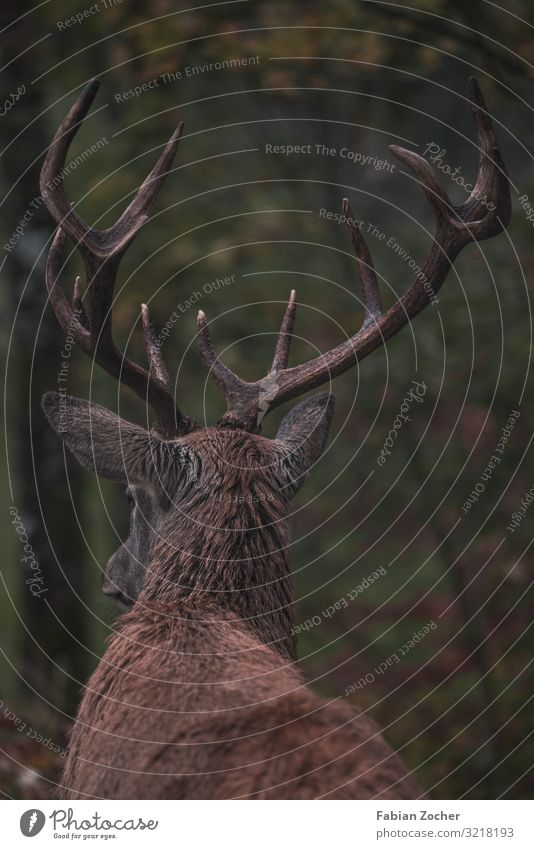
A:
[271, 289, 297, 372]
[45, 226, 91, 346]
[341, 198, 382, 326]
[72, 276, 89, 329]
[198, 78, 510, 431]
[196, 310, 263, 430]
[389, 78, 510, 242]
[196, 310, 233, 391]
[117, 123, 184, 234]
[41, 84, 196, 437]
[141, 303, 173, 392]
[40, 80, 184, 259]
[39, 80, 100, 249]
[46, 232, 193, 435]
[465, 76, 511, 236]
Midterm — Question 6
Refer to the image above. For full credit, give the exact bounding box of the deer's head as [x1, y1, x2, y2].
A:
[40, 79, 510, 611]
[42, 391, 333, 608]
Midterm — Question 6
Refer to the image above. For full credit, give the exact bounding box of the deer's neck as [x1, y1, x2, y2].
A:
[139, 495, 296, 660]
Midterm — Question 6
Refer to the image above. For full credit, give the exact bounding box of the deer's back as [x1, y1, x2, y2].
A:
[60, 602, 422, 799]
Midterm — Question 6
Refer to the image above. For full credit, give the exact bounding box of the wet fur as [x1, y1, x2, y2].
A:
[61, 599, 422, 799]
[43, 394, 423, 799]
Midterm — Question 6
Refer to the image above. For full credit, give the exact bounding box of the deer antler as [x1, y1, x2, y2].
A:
[40, 80, 196, 437]
[197, 78, 511, 432]
[42, 79, 510, 436]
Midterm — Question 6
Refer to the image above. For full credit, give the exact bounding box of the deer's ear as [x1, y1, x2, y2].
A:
[275, 393, 334, 494]
[41, 392, 163, 484]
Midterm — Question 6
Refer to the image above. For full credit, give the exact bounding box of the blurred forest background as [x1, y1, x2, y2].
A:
[1, 0, 534, 799]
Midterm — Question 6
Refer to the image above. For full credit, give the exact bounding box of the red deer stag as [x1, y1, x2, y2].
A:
[41, 79, 510, 799]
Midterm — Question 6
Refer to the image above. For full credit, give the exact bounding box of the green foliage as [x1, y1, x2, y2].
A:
[2, 0, 534, 799]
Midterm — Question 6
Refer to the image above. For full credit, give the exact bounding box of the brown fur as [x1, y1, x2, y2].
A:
[58, 426, 423, 800]
[61, 601, 422, 799]
[43, 394, 423, 799]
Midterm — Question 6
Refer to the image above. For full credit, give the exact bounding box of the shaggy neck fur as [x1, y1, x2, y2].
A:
[139, 429, 297, 660]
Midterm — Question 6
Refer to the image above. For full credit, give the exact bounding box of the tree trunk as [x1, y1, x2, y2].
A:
[0, 5, 89, 714]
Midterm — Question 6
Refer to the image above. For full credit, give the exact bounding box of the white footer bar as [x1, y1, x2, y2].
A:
[4, 799, 531, 848]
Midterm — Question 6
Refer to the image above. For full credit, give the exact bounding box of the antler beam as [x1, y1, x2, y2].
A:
[41, 80, 196, 437]
[196, 78, 511, 432]
[42, 78, 510, 436]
